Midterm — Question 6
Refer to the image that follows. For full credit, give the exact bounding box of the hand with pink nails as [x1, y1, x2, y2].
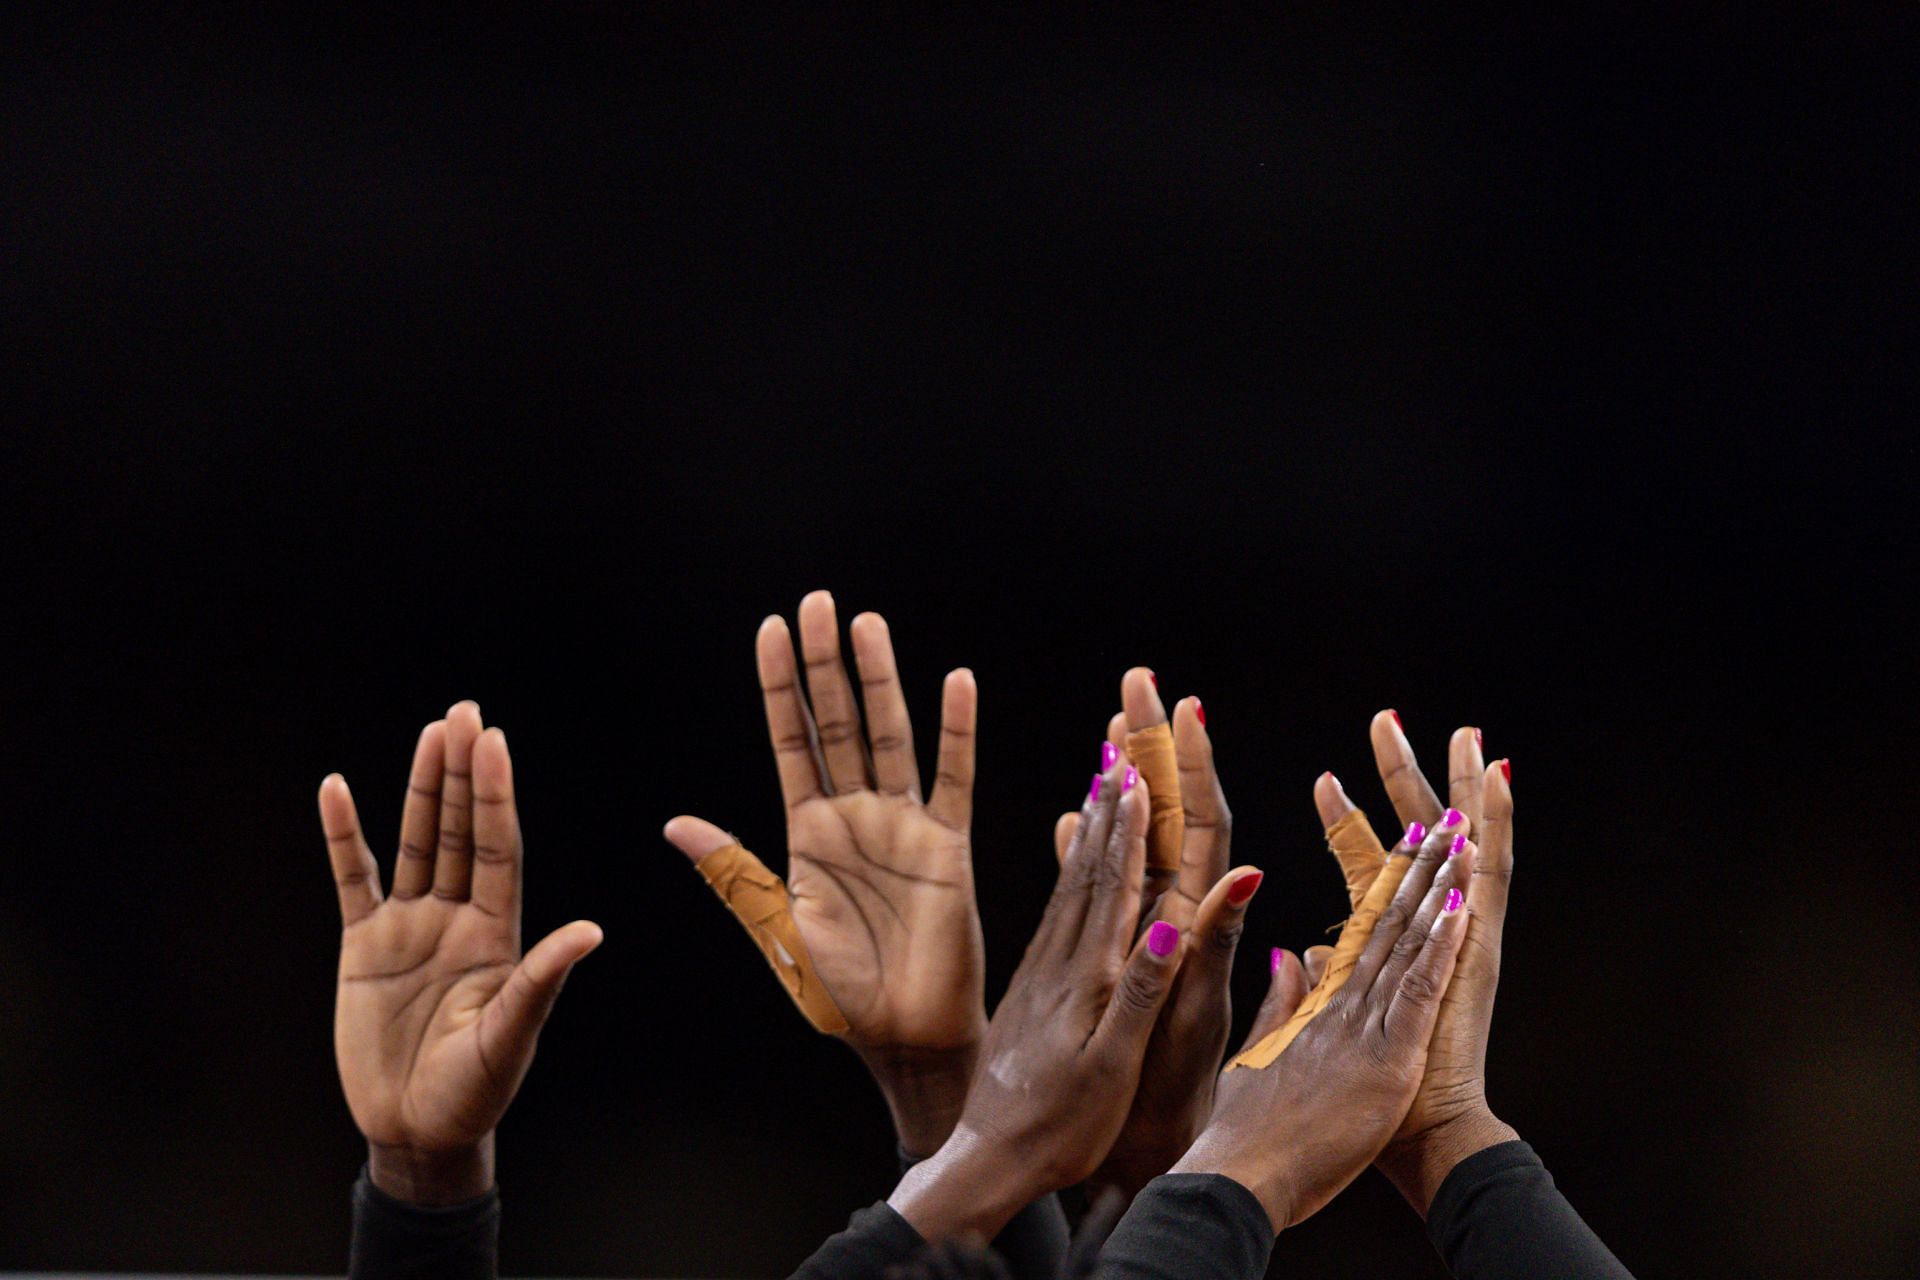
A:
[1171, 820, 1476, 1234]
[1068, 668, 1264, 1199]
[888, 758, 1186, 1242]
[665, 592, 986, 1155]
[319, 701, 603, 1205]
[1312, 713, 1519, 1215]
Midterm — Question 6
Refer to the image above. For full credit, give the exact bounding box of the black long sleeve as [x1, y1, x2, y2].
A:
[788, 1200, 927, 1279]
[1095, 1173, 1273, 1280]
[897, 1144, 1071, 1280]
[1426, 1140, 1634, 1280]
[348, 1167, 499, 1280]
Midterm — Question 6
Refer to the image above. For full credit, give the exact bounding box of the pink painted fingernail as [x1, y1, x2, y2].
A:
[1123, 765, 1139, 793]
[1089, 774, 1103, 803]
[1405, 820, 1426, 848]
[1148, 921, 1179, 957]
[1474, 727, 1484, 751]
[1101, 741, 1118, 771]
[1270, 946, 1284, 976]
[1443, 807, 1463, 828]
[1444, 888, 1464, 913]
[1449, 833, 1466, 856]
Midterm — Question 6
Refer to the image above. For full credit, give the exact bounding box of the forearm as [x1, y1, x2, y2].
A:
[888, 1128, 1037, 1244]
[1377, 1108, 1518, 1217]
[897, 1140, 1067, 1280]
[1425, 1139, 1635, 1280]
[367, 1135, 496, 1206]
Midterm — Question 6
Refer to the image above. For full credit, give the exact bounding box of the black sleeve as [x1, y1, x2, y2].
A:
[348, 1167, 499, 1280]
[1426, 1140, 1635, 1280]
[788, 1200, 927, 1280]
[1095, 1173, 1273, 1280]
[898, 1144, 1071, 1280]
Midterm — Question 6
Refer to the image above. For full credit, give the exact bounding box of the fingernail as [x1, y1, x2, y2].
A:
[1089, 774, 1103, 803]
[1194, 698, 1206, 727]
[1148, 669, 1158, 689]
[1101, 741, 1118, 771]
[1270, 946, 1283, 976]
[1449, 833, 1466, 856]
[1474, 727, 1484, 752]
[1389, 709, 1403, 732]
[1323, 770, 1340, 789]
[1500, 759, 1512, 784]
[1444, 888, 1464, 913]
[1405, 820, 1426, 848]
[1442, 807, 1463, 828]
[1148, 921, 1179, 957]
[1227, 870, 1264, 906]
[1122, 765, 1139, 793]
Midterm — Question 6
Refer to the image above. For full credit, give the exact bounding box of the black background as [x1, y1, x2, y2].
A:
[3, 6, 1915, 1277]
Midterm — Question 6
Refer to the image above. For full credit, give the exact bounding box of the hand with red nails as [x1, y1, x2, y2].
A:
[889, 759, 1186, 1241]
[1171, 821, 1476, 1233]
[665, 592, 986, 1155]
[319, 702, 603, 1205]
[1064, 669, 1261, 1198]
[1313, 712, 1519, 1214]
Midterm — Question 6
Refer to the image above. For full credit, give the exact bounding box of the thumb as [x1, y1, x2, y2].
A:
[1239, 947, 1309, 1052]
[1302, 944, 1334, 989]
[478, 920, 604, 1076]
[1092, 920, 1184, 1057]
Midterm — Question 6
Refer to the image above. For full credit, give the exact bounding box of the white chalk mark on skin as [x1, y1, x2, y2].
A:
[774, 939, 796, 967]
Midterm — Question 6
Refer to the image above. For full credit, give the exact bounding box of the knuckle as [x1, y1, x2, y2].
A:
[1397, 967, 1441, 1005]
[1116, 965, 1164, 1014]
[1206, 917, 1245, 955]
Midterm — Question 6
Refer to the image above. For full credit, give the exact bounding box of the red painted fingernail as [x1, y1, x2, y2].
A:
[1101, 741, 1118, 771]
[1148, 921, 1179, 957]
[1227, 870, 1264, 905]
[1270, 946, 1283, 976]
[1389, 709, 1403, 731]
[1148, 669, 1158, 689]
[1122, 765, 1139, 793]
[1500, 759, 1512, 784]
[1405, 820, 1427, 848]
[1323, 770, 1340, 789]
[1089, 774, 1103, 803]
[1449, 834, 1466, 856]
[1444, 888, 1464, 913]
[1442, 807, 1463, 828]
[1194, 699, 1206, 726]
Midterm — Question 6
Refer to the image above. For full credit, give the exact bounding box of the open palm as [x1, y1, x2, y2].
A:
[321, 702, 602, 1170]
[667, 591, 984, 1055]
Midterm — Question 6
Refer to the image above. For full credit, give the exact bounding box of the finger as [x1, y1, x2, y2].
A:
[1238, 947, 1309, 1050]
[319, 774, 382, 926]
[1314, 769, 1386, 910]
[1459, 760, 1515, 989]
[1370, 709, 1445, 830]
[1373, 838, 1474, 999]
[1449, 726, 1487, 833]
[1043, 762, 1127, 957]
[796, 589, 871, 793]
[757, 614, 827, 808]
[1091, 915, 1183, 1058]
[850, 612, 921, 797]
[1106, 713, 1127, 756]
[1167, 697, 1229, 924]
[1120, 666, 1166, 730]
[1349, 810, 1467, 995]
[926, 668, 978, 830]
[1120, 668, 1182, 883]
[476, 919, 604, 1087]
[1383, 874, 1471, 1049]
[392, 720, 446, 899]
[432, 700, 483, 901]
[1302, 944, 1333, 988]
[1167, 865, 1263, 1031]
[1313, 769, 1358, 829]
[1076, 768, 1149, 966]
[468, 728, 523, 922]
[1053, 811, 1078, 865]
[663, 814, 739, 864]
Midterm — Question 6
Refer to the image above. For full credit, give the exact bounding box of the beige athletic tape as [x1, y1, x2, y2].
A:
[1327, 808, 1388, 912]
[1124, 723, 1183, 874]
[695, 842, 849, 1035]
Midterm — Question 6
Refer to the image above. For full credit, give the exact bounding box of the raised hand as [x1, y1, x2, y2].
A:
[665, 591, 984, 1154]
[1312, 711, 1518, 1213]
[889, 758, 1185, 1240]
[320, 701, 603, 1204]
[1172, 819, 1475, 1233]
[1068, 670, 1261, 1197]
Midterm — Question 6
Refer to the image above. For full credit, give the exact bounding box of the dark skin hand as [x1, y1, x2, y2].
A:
[1310, 711, 1518, 1214]
[666, 591, 985, 1155]
[1055, 670, 1261, 1198]
[1173, 818, 1476, 1233]
[320, 701, 602, 1205]
[889, 758, 1185, 1241]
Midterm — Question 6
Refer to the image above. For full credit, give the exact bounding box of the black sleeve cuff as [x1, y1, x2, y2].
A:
[349, 1166, 499, 1280]
[788, 1200, 926, 1280]
[1427, 1139, 1635, 1280]
[1098, 1173, 1273, 1280]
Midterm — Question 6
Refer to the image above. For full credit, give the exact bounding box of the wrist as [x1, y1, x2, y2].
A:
[887, 1124, 1036, 1242]
[1169, 1131, 1292, 1236]
[1377, 1107, 1517, 1217]
[367, 1135, 496, 1206]
[854, 1041, 980, 1159]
